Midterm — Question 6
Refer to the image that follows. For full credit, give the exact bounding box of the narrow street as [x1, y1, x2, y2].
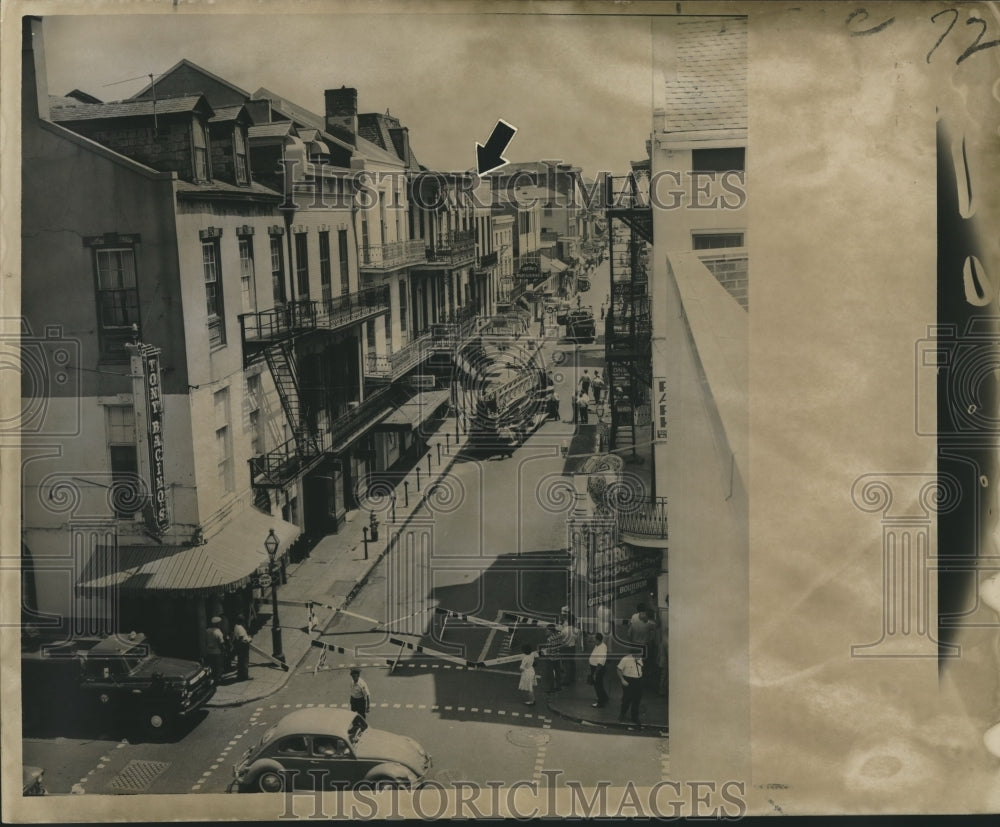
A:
[22, 257, 667, 797]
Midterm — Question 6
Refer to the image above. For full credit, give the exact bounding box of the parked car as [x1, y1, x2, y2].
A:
[22, 632, 215, 736]
[22, 766, 46, 796]
[230, 709, 432, 792]
[565, 309, 596, 343]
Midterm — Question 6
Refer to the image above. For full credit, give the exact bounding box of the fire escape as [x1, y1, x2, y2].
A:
[239, 289, 393, 489]
[605, 171, 652, 456]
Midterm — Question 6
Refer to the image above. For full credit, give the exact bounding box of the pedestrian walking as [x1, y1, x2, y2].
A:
[578, 390, 590, 424]
[617, 651, 644, 725]
[349, 668, 372, 719]
[571, 392, 579, 424]
[548, 389, 561, 421]
[592, 370, 604, 405]
[204, 616, 226, 684]
[600, 304, 606, 321]
[518, 644, 538, 705]
[589, 633, 609, 708]
[580, 370, 591, 396]
[232, 614, 251, 682]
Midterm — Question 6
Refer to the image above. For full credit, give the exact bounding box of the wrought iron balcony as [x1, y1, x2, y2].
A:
[366, 331, 434, 381]
[420, 230, 476, 266]
[250, 432, 330, 488]
[614, 497, 668, 542]
[249, 385, 398, 488]
[239, 286, 390, 365]
[478, 251, 498, 269]
[360, 239, 427, 271]
[430, 308, 479, 352]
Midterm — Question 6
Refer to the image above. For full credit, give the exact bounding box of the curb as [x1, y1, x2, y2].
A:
[205, 433, 472, 709]
[543, 693, 669, 736]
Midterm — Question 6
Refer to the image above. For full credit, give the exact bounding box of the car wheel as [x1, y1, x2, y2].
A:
[257, 771, 284, 793]
[144, 708, 172, 736]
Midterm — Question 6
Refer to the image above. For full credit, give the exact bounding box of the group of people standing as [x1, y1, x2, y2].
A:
[204, 613, 252, 684]
[516, 602, 665, 727]
[572, 369, 605, 425]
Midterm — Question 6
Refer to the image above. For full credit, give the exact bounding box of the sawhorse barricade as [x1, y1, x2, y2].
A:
[435, 607, 513, 634]
[387, 637, 482, 672]
[248, 641, 289, 671]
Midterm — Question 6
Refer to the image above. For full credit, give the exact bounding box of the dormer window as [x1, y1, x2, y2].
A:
[192, 118, 209, 181]
[234, 127, 250, 185]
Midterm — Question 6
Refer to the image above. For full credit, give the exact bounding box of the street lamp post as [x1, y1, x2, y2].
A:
[264, 529, 286, 665]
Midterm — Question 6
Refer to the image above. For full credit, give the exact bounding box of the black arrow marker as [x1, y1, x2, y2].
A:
[476, 119, 517, 175]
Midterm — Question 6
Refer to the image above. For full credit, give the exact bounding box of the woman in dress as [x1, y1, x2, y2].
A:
[518, 643, 538, 705]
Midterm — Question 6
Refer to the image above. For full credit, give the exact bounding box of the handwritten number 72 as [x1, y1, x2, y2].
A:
[848, 7, 1000, 63]
[927, 9, 1000, 64]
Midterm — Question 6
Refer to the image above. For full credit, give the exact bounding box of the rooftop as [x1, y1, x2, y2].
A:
[50, 94, 210, 122]
[660, 17, 747, 134]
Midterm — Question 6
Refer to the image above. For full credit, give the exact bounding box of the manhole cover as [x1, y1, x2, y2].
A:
[506, 729, 551, 748]
[329, 579, 357, 596]
[106, 759, 170, 794]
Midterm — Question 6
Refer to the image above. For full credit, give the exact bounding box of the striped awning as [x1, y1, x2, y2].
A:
[76, 509, 301, 597]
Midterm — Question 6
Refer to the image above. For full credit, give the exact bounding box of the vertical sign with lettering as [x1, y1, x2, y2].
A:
[142, 345, 169, 534]
[654, 378, 668, 441]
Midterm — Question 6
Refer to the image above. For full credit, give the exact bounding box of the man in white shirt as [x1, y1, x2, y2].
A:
[617, 651, 644, 725]
[589, 633, 609, 708]
[348, 669, 372, 719]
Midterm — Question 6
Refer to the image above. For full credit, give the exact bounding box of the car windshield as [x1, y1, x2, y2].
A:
[348, 715, 368, 746]
[122, 652, 147, 672]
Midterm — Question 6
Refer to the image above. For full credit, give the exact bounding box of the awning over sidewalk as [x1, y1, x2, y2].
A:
[377, 389, 451, 431]
[76, 508, 301, 597]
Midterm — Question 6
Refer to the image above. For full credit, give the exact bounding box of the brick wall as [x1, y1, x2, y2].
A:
[68, 118, 194, 179]
[701, 256, 748, 310]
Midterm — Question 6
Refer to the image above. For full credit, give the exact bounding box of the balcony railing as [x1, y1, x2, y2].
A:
[431, 309, 479, 352]
[478, 251, 498, 269]
[249, 386, 397, 488]
[250, 432, 329, 488]
[615, 497, 668, 541]
[422, 230, 476, 266]
[366, 331, 434, 380]
[239, 286, 391, 362]
[360, 239, 427, 271]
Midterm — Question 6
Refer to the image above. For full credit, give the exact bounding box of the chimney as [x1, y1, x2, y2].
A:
[324, 86, 357, 146]
[23, 16, 50, 121]
[389, 126, 410, 167]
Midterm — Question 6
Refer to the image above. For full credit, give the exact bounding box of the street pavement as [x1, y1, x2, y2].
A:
[22, 262, 670, 796]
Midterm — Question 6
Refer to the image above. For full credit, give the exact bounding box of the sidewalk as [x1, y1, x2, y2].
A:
[207, 421, 472, 707]
[544, 658, 668, 735]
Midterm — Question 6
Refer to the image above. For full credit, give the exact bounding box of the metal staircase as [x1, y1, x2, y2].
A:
[605, 172, 652, 456]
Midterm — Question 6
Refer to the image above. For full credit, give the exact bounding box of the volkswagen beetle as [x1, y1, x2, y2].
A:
[230, 709, 431, 792]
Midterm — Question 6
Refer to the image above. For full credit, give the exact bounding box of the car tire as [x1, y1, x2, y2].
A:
[144, 708, 172, 737]
[256, 770, 285, 794]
